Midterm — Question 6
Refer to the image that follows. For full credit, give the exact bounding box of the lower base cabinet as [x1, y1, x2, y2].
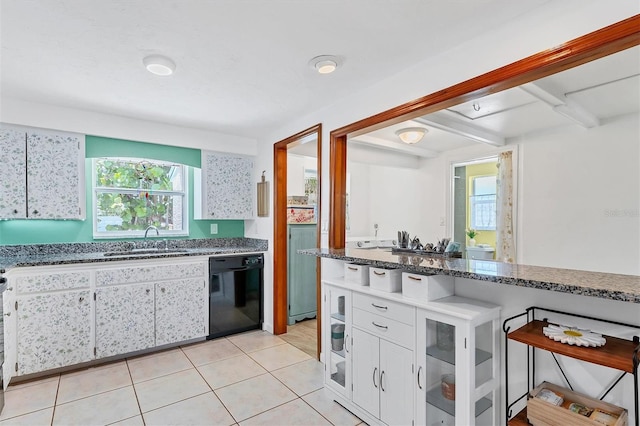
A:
[16, 289, 92, 375]
[352, 328, 414, 426]
[323, 274, 500, 426]
[95, 283, 155, 358]
[155, 278, 207, 345]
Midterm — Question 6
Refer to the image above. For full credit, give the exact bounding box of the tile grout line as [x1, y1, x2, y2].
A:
[50, 374, 61, 426]
[179, 346, 238, 424]
[124, 358, 146, 426]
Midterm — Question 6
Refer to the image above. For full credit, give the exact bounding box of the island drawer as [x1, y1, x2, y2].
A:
[353, 292, 414, 325]
[353, 307, 413, 348]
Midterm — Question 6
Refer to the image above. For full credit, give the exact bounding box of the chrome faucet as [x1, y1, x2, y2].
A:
[144, 225, 160, 240]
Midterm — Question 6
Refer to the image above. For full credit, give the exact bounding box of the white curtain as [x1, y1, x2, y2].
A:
[496, 151, 515, 263]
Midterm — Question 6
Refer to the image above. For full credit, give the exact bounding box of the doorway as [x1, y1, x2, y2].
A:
[452, 158, 498, 260]
[273, 124, 322, 360]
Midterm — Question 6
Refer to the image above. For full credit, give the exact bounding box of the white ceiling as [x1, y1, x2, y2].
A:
[0, 0, 555, 138]
[351, 45, 640, 158]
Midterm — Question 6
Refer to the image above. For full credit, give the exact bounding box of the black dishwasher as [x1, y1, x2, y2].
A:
[208, 254, 263, 339]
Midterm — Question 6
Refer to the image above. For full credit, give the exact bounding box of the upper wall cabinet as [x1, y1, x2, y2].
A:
[195, 151, 254, 219]
[0, 125, 85, 220]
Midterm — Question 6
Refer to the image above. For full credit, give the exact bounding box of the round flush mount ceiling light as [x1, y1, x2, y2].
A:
[395, 127, 428, 144]
[309, 55, 341, 74]
[143, 55, 176, 76]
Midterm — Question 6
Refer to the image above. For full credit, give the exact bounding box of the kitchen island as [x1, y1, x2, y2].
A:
[303, 247, 639, 425]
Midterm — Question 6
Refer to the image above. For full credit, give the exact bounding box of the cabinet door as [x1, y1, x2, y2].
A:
[201, 152, 254, 219]
[0, 128, 27, 219]
[95, 283, 155, 358]
[26, 130, 84, 219]
[324, 285, 352, 398]
[380, 340, 414, 426]
[3, 285, 16, 388]
[288, 224, 317, 324]
[155, 278, 207, 346]
[16, 290, 91, 375]
[352, 328, 380, 418]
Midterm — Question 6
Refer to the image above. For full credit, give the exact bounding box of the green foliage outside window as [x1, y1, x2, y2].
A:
[95, 159, 184, 233]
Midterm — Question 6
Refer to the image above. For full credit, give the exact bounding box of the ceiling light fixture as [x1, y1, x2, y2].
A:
[143, 55, 176, 76]
[395, 127, 428, 144]
[309, 55, 340, 74]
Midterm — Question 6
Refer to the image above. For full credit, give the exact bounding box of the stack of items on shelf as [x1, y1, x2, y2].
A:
[528, 382, 627, 426]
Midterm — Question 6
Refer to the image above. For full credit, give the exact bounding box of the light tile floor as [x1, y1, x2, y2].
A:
[0, 330, 363, 426]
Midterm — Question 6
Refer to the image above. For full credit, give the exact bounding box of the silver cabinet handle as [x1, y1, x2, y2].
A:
[408, 275, 422, 281]
[373, 271, 386, 276]
[417, 366, 423, 390]
[380, 370, 386, 392]
[373, 367, 378, 388]
[4, 312, 10, 317]
[345, 333, 349, 353]
[6, 287, 12, 291]
[372, 321, 388, 330]
[371, 303, 388, 310]
[347, 266, 358, 271]
[161, 287, 166, 293]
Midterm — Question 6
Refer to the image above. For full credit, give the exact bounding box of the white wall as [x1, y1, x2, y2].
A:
[518, 114, 639, 274]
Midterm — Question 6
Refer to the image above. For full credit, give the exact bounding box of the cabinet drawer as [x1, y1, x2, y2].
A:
[353, 292, 414, 326]
[96, 262, 205, 286]
[16, 271, 90, 294]
[353, 307, 413, 349]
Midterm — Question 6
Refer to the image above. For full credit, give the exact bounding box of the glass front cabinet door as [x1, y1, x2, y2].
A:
[324, 284, 351, 398]
[416, 300, 500, 426]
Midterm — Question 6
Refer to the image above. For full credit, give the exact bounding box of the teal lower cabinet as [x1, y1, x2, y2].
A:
[287, 224, 317, 325]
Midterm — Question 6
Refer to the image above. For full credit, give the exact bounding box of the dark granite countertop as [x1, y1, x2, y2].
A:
[301, 247, 640, 304]
[0, 238, 267, 270]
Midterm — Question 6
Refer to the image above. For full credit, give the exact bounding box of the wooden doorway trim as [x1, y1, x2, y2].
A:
[329, 15, 640, 249]
[273, 124, 323, 357]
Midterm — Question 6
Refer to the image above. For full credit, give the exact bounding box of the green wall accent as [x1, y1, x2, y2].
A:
[0, 136, 243, 245]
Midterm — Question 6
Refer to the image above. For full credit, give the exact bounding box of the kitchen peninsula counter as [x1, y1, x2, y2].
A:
[301, 247, 640, 304]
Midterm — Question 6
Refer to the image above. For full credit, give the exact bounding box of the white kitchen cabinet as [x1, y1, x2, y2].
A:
[155, 278, 207, 346]
[194, 151, 254, 219]
[351, 294, 414, 426]
[324, 284, 352, 399]
[416, 299, 500, 426]
[0, 125, 85, 220]
[3, 285, 16, 389]
[95, 283, 155, 358]
[16, 289, 92, 375]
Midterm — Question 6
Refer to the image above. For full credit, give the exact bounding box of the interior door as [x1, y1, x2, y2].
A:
[288, 224, 317, 323]
[352, 328, 380, 418]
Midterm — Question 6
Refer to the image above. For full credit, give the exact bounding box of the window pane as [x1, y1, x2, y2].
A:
[96, 192, 184, 232]
[474, 176, 496, 196]
[95, 158, 183, 191]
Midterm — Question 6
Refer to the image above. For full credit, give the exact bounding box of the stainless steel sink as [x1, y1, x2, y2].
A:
[103, 248, 189, 257]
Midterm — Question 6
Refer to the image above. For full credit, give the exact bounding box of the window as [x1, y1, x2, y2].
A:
[93, 158, 188, 238]
[470, 175, 496, 231]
